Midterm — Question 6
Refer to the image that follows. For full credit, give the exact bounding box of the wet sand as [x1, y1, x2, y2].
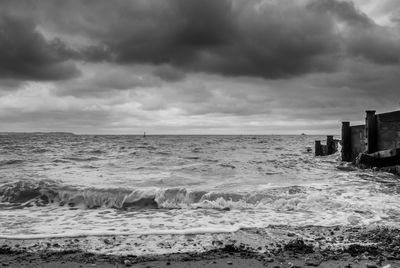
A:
[1, 225, 400, 267]
[1, 247, 398, 268]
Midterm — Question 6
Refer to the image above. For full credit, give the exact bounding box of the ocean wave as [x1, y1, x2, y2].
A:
[62, 156, 101, 162]
[219, 163, 236, 169]
[0, 180, 313, 211]
[53, 159, 70, 163]
[0, 159, 24, 166]
[32, 148, 50, 153]
[75, 149, 105, 154]
[182, 156, 201, 160]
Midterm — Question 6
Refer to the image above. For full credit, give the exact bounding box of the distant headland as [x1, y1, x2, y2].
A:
[0, 132, 75, 136]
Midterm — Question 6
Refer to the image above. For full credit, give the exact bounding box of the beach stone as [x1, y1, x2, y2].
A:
[305, 262, 320, 267]
[305, 258, 321, 267]
[123, 260, 132, 266]
[386, 254, 397, 260]
[284, 239, 314, 254]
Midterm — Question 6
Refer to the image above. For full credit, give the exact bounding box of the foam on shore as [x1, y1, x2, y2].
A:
[0, 226, 243, 240]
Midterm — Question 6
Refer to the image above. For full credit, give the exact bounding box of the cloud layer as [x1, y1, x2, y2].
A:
[0, 14, 80, 81]
[0, 0, 399, 133]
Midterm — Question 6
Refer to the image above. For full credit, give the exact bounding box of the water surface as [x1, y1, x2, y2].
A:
[1, 134, 399, 239]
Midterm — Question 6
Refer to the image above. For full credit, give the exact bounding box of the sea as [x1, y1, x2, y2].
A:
[1, 134, 400, 253]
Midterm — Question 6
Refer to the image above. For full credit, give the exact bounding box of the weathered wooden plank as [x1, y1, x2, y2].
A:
[342, 122, 352, 161]
[315, 140, 322, 156]
[358, 148, 400, 167]
[376, 110, 400, 122]
[366, 110, 377, 154]
[327, 135, 335, 155]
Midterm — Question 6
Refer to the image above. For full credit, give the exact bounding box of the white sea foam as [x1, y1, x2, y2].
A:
[0, 226, 243, 240]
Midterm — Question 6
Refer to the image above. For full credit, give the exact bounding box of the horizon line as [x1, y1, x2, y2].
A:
[0, 132, 341, 136]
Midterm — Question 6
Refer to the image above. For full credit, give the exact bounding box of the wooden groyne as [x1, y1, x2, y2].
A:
[315, 136, 338, 156]
[341, 110, 400, 169]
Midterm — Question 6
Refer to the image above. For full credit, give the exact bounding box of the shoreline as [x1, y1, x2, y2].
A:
[1, 225, 400, 267]
[3, 246, 397, 268]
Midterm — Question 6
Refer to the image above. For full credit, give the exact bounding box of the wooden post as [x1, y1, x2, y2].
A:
[326, 135, 335, 155]
[341, 122, 351, 161]
[366, 110, 377, 154]
[315, 140, 322, 156]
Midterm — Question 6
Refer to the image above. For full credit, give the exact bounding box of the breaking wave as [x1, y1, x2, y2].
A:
[0, 179, 310, 211]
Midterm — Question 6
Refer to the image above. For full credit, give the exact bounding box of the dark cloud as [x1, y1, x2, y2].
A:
[316, 59, 400, 99]
[104, 0, 340, 78]
[153, 65, 186, 82]
[308, 0, 373, 26]
[345, 26, 400, 64]
[94, 71, 156, 90]
[0, 79, 23, 90]
[1, 0, 399, 81]
[0, 0, 342, 79]
[0, 14, 80, 81]
[0, 0, 400, 134]
[54, 64, 161, 98]
[79, 45, 113, 62]
[309, 0, 400, 64]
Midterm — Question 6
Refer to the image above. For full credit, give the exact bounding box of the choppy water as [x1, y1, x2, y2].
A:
[1, 134, 400, 240]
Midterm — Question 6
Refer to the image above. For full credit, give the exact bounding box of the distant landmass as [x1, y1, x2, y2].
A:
[0, 132, 75, 135]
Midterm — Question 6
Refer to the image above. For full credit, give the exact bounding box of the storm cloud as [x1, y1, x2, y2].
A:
[1, 0, 399, 79]
[0, 0, 399, 133]
[0, 14, 80, 81]
[54, 0, 341, 78]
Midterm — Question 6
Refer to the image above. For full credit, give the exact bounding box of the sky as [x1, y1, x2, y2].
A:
[0, 0, 400, 134]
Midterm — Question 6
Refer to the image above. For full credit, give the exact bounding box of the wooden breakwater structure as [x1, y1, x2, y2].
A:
[341, 110, 400, 169]
[315, 136, 339, 156]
